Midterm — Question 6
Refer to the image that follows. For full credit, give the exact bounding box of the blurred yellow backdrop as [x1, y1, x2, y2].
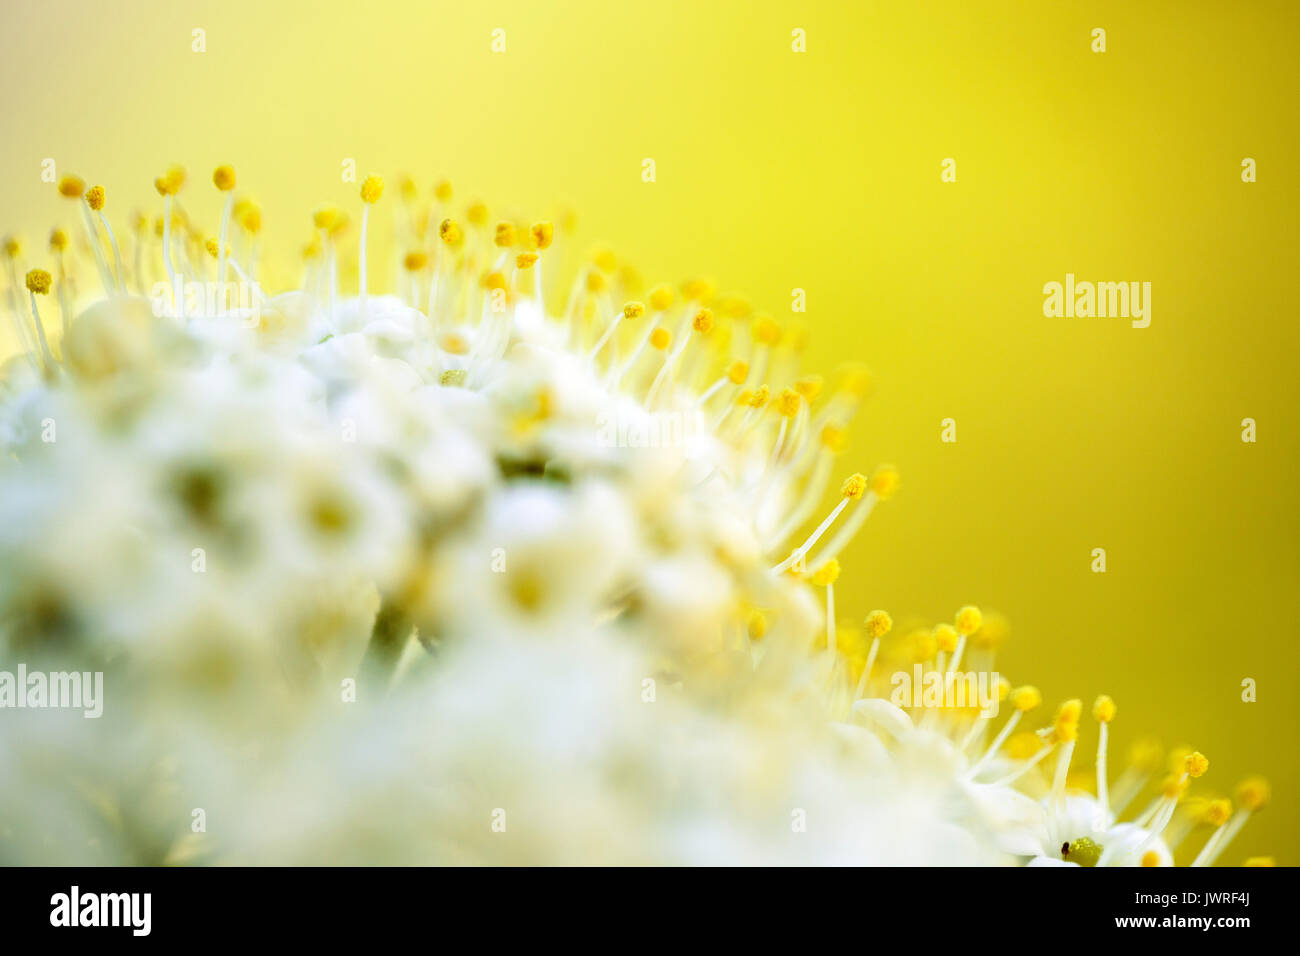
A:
[1, 0, 1296, 861]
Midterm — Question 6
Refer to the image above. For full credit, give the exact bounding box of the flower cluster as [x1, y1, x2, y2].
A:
[0, 168, 1271, 865]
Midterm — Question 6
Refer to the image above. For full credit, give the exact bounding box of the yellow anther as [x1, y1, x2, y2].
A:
[933, 624, 958, 653]
[57, 175, 85, 198]
[238, 201, 262, 234]
[398, 176, 417, 202]
[776, 387, 801, 418]
[204, 238, 223, 258]
[840, 473, 867, 500]
[313, 206, 340, 231]
[433, 179, 453, 202]
[483, 271, 508, 291]
[955, 605, 982, 636]
[1235, 776, 1270, 811]
[794, 375, 823, 402]
[1203, 798, 1232, 827]
[1127, 737, 1163, 771]
[810, 560, 840, 587]
[648, 284, 675, 311]
[997, 677, 1011, 701]
[1093, 695, 1116, 723]
[649, 327, 672, 351]
[747, 609, 768, 641]
[692, 308, 714, 334]
[682, 277, 714, 302]
[327, 212, 350, 238]
[440, 331, 470, 355]
[748, 384, 770, 408]
[84, 185, 105, 211]
[973, 611, 1009, 650]
[1140, 850, 1161, 867]
[212, 164, 236, 191]
[494, 222, 517, 247]
[403, 251, 428, 271]
[839, 364, 873, 398]
[1055, 699, 1082, 742]
[591, 247, 617, 273]
[753, 313, 781, 345]
[1185, 752, 1209, 778]
[24, 269, 52, 295]
[864, 610, 892, 639]
[439, 218, 463, 245]
[1007, 732, 1043, 760]
[622, 301, 645, 319]
[49, 228, 68, 252]
[515, 252, 538, 269]
[725, 360, 749, 385]
[531, 221, 554, 250]
[869, 465, 900, 500]
[819, 423, 847, 453]
[466, 200, 488, 226]
[1010, 685, 1042, 712]
[163, 165, 186, 193]
[360, 175, 384, 204]
[302, 235, 322, 260]
[585, 269, 606, 293]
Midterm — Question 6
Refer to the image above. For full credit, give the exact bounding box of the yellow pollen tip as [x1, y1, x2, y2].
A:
[1185, 752, 1209, 778]
[933, 624, 958, 653]
[1162, 773, 1190, 799]
[585, 270, 606, 293]
[466, 200, 488, 226]
[1141, 850, 1161, 867]
[777, 387, 801, 418]
[24, 269, 52, 295]
[955, 605, 982, 636]
[204, 238, 222, 258]
[57, 175, 85, 198]
[820, 424, 847, 453]
[649, 327, 672, 351]
[840, 473, 868, 500]
[1203, 798, 1232, 827]
[692, 308, 715, 334]
[494, 222, 517, 247]
[622, 302, 645, 319]
[753, 314, 782, 346]
[360, 176, 384, 204]
[164, 165, 186, 192]
[212, 165, 236, 191]
[84, 185, 105, 211]
[439, 218, 463, 245]
[1093, 695, 1116, 723]
[864, 610, 892, 639]
[747, 609, 768, 641]
[809, 560, 840, 587]
[727, 361, 749, 385]
[1235, 776, 1270, 810]
[1010, 685, 1042, 712]
[531, 221, 554, 250]
[484, 271, 508, 291]
[648, 285, 675, 311]
[49, 228, 68, 252]
[748, 384, 770, 408]
[313, 207, 339, 231]
[869, 465, 900, 500]
[433, 179, 453, 202]
[403, 251, 428, 272]
[515, 252, 538, 269]
[794, 375, 823, 402]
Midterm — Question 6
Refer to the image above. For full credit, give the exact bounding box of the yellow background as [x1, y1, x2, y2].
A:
[2, 0, 1296, 861]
